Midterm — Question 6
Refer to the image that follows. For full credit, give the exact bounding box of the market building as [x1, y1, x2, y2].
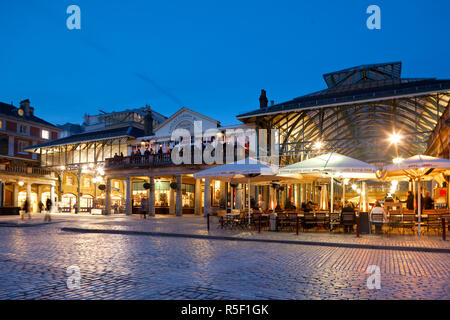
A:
[237, 62, 450, 206]
[0, 99, 61, 213]
[27, 105, 255, 215]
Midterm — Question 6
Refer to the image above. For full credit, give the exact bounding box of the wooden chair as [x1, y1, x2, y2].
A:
[329, 213, 341, 233]
[401, 211, 416, 235]
[315, 212, 329, 231]
[303, 212, 316, 231]
[341, 212, 356, 233]
[388, 212, 402, 235]
[425, 214, 441, 235]
[370, 213, 386, 234]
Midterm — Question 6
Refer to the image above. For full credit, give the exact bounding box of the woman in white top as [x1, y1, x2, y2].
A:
[370, 201, 387, 233]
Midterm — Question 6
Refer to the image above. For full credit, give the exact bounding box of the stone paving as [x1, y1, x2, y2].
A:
[0, 213, 449, 299]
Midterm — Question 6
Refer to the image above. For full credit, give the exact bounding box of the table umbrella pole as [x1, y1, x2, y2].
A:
[248, 178, 251, 226]
[418, 178, 421, 236]
[330, 175, 334, 213]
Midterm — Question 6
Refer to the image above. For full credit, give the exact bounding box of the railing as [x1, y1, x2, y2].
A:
[0, 165, 53, 176]
[105, 153, 174, 169]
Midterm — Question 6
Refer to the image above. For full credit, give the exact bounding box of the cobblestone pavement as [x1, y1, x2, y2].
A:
[3, 213, 447, 250]
[0, 215, 449, 299]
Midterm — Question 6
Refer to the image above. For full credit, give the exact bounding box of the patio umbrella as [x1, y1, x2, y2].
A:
[379, 155, 450, 235]
[194, 158, 292, 224]
[279, 152, 377, 213]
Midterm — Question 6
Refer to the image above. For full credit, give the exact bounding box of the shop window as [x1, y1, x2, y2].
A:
[181, 183, 194, 208]
[155, 181, 170, 207]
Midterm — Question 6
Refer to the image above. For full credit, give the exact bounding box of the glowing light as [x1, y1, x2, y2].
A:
[313, 141, 323, 150]
[60, 165, 66, 170]
[343, 178, 350, 185]
[393, 157, 404, 164]
[18, 181, 24, 187]
[356, 188, 361, 194]
[88, 163, 94, 169]
[390, 180, 399, 194]
[389, 132, 402, 144]
[351, 184, 357, 191]
[97, 167, 105, 176]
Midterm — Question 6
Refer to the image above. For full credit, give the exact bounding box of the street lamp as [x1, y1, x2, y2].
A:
[313, 140, 323, 150]
[389, 132, 402, 145]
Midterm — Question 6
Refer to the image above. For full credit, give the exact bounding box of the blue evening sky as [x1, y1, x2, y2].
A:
[0, 0, 449, 126]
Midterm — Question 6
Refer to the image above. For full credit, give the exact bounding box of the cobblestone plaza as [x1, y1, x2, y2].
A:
[0, 214, 448, 300]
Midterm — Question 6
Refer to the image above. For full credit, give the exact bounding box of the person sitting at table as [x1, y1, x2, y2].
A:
[257, 195, 265, 211]
[274, 203, 283, 212]
[341, 203, 355, 233]
[370, 201, 387, 234]
[285, 199, 296, 210]
[302, 201, 313, 213]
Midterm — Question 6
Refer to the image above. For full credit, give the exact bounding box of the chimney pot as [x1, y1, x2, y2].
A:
[19, 99, 31, 116]
[259, 89, 268, 109]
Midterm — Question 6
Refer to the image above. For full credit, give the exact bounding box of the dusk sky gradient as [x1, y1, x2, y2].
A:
[0, 0, 449, 126]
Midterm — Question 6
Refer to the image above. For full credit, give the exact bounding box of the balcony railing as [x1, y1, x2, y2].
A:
[0, 164, 53, 176]
[105, 153, 174, 169]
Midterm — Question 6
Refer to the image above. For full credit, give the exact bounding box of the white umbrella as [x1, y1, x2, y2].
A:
[279, 152, 377, 213]
[194, 158, 286, 224]
[380, 155, 450, 235]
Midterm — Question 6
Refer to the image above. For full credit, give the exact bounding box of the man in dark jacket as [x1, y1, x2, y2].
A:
[406, 191, 414, 210]
[423, 191, 434, 210]
[341, 203, 355, 233]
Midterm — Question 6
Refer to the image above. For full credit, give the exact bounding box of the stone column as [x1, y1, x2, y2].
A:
[13, 183, 19, 207]
[0, 181, 4, 207]
[194, 178, 201, 215]
[76, 169, 81, 213]
[204, 178, 210, 217]
[26, 182, 32, 212]
[169, 177, 175, 215]
[148, 176, 155, 216]
[263, 185, 269, 210]
[104, 178, 111, 215]
[235, 184, 242, 210]
[50, 184, 56, 213]
[125, 177, 132, 216]
[176, 175, 182, 216]
[220, 181, 226, 209]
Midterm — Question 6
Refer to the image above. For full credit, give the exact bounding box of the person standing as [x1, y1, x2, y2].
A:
[140, 197, 147, 219]
[406, 191, 414, 210]
[22, 199, 31, 220]
[423, 191, 434, 210]
[44, 198, 52, 222]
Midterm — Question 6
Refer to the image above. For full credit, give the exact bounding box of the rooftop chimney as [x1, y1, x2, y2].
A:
[259, 89, 268, 109]
[144, 108, 154, 136]
[19, 99, 31, 116]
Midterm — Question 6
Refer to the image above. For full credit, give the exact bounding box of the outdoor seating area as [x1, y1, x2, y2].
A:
[215, 207, 450, 237]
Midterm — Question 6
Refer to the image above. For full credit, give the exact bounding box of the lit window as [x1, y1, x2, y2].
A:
[42, 129, 49, 140]
[0, 120, 2, 129]
[66, 176, 74, 186]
